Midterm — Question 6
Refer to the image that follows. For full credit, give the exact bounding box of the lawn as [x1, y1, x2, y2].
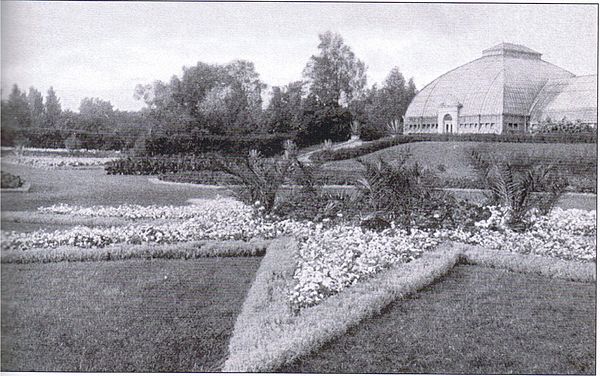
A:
[0, 163, 224, 212]
[1, 257, 262, 372]
[321, 141, 597, 191]
[279, 264, 596, 374]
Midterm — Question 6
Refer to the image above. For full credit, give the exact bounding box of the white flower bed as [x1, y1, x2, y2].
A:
[289, 206, 596, 309]
[290, 225, 440, 308]
[2, 198, 596, 309]
[39, 201, 246, 220]
[2, 155, 117, 169]
[3, 198, 290, 250]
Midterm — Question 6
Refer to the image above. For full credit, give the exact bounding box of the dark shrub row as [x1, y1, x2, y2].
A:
[105, 154, 220, 175]
[312, 133, 598, 163]
[144, 132, 296, 157]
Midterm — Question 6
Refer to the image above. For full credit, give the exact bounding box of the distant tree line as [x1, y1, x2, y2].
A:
[1, 31, 417, 153]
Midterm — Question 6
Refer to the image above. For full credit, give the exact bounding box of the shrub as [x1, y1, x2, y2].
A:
[213, 150, 296, 212]
[144, 132, 295, 157]
[1, 172, 23, 189]
[63, 133, 83, 152]
[105, 154, 218, 175]
[472, 153, 568, 230]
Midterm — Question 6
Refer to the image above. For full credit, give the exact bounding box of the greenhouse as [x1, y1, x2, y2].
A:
[404, 43, 598, 134]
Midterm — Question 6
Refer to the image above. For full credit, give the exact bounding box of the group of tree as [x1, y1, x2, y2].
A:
[1, 85, 148, 150]
[2, 31, 418, 152]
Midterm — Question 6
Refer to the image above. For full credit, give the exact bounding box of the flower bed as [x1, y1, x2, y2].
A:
[38, 200, 249, 221]
[3, 155, 117, 169]
[2, 198, 596, 311]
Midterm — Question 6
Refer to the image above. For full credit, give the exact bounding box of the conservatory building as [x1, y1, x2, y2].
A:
[403, 43, 598, 134]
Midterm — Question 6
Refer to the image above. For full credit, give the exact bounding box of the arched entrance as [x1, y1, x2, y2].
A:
[443, 114, 453, 133]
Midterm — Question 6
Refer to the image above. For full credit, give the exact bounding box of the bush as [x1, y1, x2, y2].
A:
[1, 172, 23, 189]
[213, 150, 297, 212]
[64, 134, 83, 152]
[471, 151, 568, 230]
[144, 132, 296, 157]
[105, 154, 219, 175]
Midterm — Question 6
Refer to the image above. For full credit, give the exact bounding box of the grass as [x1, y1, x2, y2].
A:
[322, 141, 597, 191]
[279, 264, 596, 374]
[224, 239, 463, 372]
[1, 257, 262, 372]
[0, 163, 223, 211]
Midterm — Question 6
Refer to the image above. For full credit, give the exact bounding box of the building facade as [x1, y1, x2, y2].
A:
[403, 43, 598, 134]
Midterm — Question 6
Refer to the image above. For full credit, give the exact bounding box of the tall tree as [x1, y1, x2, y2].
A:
[264, 81, 304, 133]
[136, 60, 266, 135]
[2, 84, 31, 129]
[303, 31, 367, 107]
[45, 87, 62, 128]
[27, 87, 45, 128]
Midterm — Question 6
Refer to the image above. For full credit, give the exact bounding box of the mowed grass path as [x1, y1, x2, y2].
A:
[1, 257, 262, 372]
[280, 265, 596, 374]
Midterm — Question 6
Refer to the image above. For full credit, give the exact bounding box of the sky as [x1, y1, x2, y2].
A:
[1, 1, 598, 112]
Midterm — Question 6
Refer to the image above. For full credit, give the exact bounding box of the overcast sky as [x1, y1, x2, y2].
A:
[1, 1, 597, 112]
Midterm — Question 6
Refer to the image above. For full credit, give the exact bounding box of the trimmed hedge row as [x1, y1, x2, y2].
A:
[105, 154, 219, 175]
[144, 133, 296, 157]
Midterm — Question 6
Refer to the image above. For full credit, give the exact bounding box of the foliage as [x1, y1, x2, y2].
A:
[532, 117, 597, 134]
[354, 150, 426, 228]
[1, 171, 24, 189]
[213, 150, 297, 212]
[135, 60, 266, 135]
[63, 133, 83, 152]
[351, 68, 417, 140]
[471, 150, 568, 230]
[143, 132, 293, 156]
[303, 31, 366, 107]
[105, 154, 218, 175]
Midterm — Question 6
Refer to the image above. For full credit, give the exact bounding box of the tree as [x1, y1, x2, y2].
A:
[2, 84, 31, 130]
[264, 81, 304, 133]
[354, 69, 418, 140]
[303, 31, 367, 107]
[45, 87, 62, 128]
[135, 60, 266, 135]
[27, 87, 45, 128]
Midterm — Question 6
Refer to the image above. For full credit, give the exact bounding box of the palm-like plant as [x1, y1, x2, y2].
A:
[386, 118, 403, 137]
[214, 149, 295, 212]
[483, 160, 567, 231]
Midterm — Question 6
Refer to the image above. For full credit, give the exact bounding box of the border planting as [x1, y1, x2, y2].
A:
[1, 239, 271, 264]
[2, 211, 131, 227]
[459, 243, 596, 282]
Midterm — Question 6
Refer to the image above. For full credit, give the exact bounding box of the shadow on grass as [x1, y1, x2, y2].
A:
[1, 257, 262, 372]
[279, 264, 596, 374]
